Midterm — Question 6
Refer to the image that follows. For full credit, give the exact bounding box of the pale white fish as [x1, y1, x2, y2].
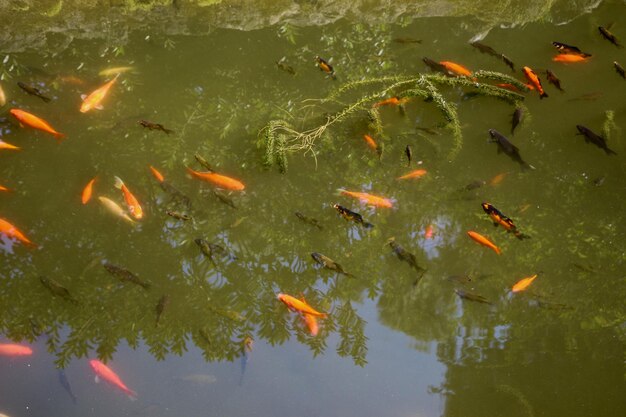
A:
[98, 196, 135, 224]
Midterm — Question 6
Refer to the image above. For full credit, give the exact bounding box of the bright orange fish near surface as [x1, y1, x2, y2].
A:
[0, 344, 33, 356]
[10, 109, 65, 140]
[186, 167, 245, 191]
[522, 66, 548, 99]
[467, 230, 501, 255]
[81, 177, 97, 204]
[149, 166, 165, 183]
[439, 61, 473, 77]
[512, 274, 538, 293]
[0, 140, 20, 151]
[424, 224, 435, 239]
[303, 313, 319, 336]
[89, 359, 137, 399]
[0, 218, 35, 247]
[277, 293, 328, 318]
[114, 176, 143, 219]
[80, 74, 119, 113]
[373, 96, 408, 108]
[552, 54, 589, 63]
[339, 189, 393, 208]
[397, 169, 427, 180]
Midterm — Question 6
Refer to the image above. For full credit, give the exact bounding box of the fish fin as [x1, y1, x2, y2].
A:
[80, 94, 87, 101]
[94, 375, 100, 383]
[113, 176, 124, 190]
[95, 104, 104, 110]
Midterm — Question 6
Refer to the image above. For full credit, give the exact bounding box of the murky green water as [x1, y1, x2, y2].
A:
[1, 1, 625, 416]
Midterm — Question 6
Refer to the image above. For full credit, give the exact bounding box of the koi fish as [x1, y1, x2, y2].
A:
[311, 252, 354, 277]
[97, 196, 136, 224]
[362, 134, 382, 157]
[80, 74, 118, 113]
[423, 57, 449, 74]
[511, 107, 523, 134]
[314, 56, 335, 79]
[0, 184, 9, 192]
[455, 289, 492, 305]
[0, 217, 35, 247]
[488, 129, 532, 170]
[186, 167, 245, 191]
[397, 169, 427, 180]
[277, 293, 327, 318]
[439, 61, 472, 77]
[424, 224, 434, 239]
[467, 231, 501, 255]
[575, 125, 617, 155]
[40, 276, 77, 304]
[149, 165, 165, 183]
[149, 166, 192, 208]
[614, 61, 625, 79]
[339, 189, 393, 208]
[373, 97, 407, 107]
[294, 211, 323, 230]
[405, 144, 412, 166]
[114, 176, 143, 219]
[552, 41, 591, 57]
[546, 69, 564, 92]
[81, 177, 96, 204]
[103, 262, 150, 289]
[387, 237, 426, 276]
[482, 202, 529, 239]
[553, 54, 589, 63]
[332, 204, 374, 228]
[89, 359, 137, 399]
[98, 66, 135, 77]
[470, 41, 499, 57]
[17, 81, 51, 102]
[0, 344, 33, 356]
[139, 120, 173, 134]
[522, 66, 548, 99]
[166, 210, 191, 221]
[303, 312, 319, 336]
[10, 108, 65, 140]
[489, 172, 507, 186]
[239, 336, 253, 386]
[598, 26, 621, 47]
[512, 274, 538, 293]
[0, 140, 20, 150]
[501, 54, 516, 72]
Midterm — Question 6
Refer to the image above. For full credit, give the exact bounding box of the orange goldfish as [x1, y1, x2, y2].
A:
[425, 224, 434, 239]
[149, 165, 165, 183]
[339, 189, 393, 208]
[0, 344, 33, 356]
[373, 96, 408, 107]
[82, 177, 97, 204]
[397, 169, 427, 180]
[89, 359, 137, 399]
[277, 293, 327, 318]
[552, 54, 589, 63]
[467, 230, 501, 255]
[80, 74, 119, 113]
[522, 66, 548, 99]
[10, 109, 65, 140]
[0, 218, 35, 247]
[186, 167, 245, 191]
[0, 140, 20, 151]
[303, 313, 319, 336]
[362, 134, 382, 157]
[512, 274, 538, 293]
[114, 176, 143, 219]
[439, 61, 472, 77]
[489, 172, 507, 186]
[0, 184, 10, 192]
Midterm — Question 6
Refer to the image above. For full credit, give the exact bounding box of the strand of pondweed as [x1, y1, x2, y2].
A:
[326, 75, 413, 101]
[602, 110, 617, 143]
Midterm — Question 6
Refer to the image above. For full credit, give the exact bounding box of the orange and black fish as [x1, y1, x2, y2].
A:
[511, 107, 523, 135]
[315, 56, 336, 79]
[614, 61, 625, 79]
[488, 129, 532, 170]
[481, 202, 529, 240]
[423, 57, 449, 75]
[599, 26, 621, 47]
[17, 81, 51, 103]
[546, 69, 564, 92]
[576, 125, 617, 155]
[522, 66, 548, 99]
[332, 204, 374, 228]
[551, 41, 591, 57]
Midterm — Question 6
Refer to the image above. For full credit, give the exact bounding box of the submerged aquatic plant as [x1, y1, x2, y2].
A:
[259, 70, 525, 172]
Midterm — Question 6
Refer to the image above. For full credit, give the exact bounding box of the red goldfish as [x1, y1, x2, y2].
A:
[0, 218, 35, 247]
[80, 75, 118, 113]
[82, 177, 97, 204]
[512, 274, 538, 293]
[10, 109, 65, 140]
[552, 54, 589, 63]
[114, 176, 143, 219]
[278, 293, 327, 318]
[339, 189, 393, 208]
[467, 230, 501, 255]
[0, 344, 32, 356]
[89, 359, 137, 399]
[186, 167, 245, 191]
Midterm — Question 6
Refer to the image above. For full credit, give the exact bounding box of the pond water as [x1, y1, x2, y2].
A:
[0, 1, 625, 416]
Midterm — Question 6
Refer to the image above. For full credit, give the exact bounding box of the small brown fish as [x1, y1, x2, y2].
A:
[511, 108, 523, 135]
[139, 120, 173, 134]
[387, 237, 426, 278]
[194, 153, 213, 171]
[39, 276, 78, 304]
[212, 190, 236, 209]
[405, 145, 412, 166]
[311, 252, 354, 277]
[546, 69, 564, 92]
[166, 210, 191, 221]
[294, 211, 323, 230]
[599, 26, 621, 47]
[103, 262, 151, 289]
[454, 289, 492, 305]
[614, 61, 625, 79]
[393, 37, 422, 44]
[276, 60, 296, 75]
[17, 81, 51, 103]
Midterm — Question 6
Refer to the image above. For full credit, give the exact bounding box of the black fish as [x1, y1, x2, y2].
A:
[546, 69, 564, 92]
[314, 56, 336, 79]
[58, 369, 77, 404]
[294, 211, 323, 230]
[139, 120, 174, 134]
[423, 57, 449, 75]
[405, 144, 412, 166]
[102, 262, 151, 289]
[156, 295, 170, 326]
[614, 61, 625, 79]
[166, 210, 191, 221]
[17, 81, 51, 102]
[311, 252, 354, 277]
[332, 204, 374, 228]
[386, 237, 426, 279]
[575, 125, 617, 155]
[470, 41, 500, 57]
[599, 26, 621, 47]
[276, 60, 296, 75]
[551, 41, 591, 57]
[501, 54, 515, 72]
[488, 129, 532, 169]
[511, 108, 523, 135]
[454, 289, 492, 305]
[39, 276, 78, 304]
[393, 37, 422, 44]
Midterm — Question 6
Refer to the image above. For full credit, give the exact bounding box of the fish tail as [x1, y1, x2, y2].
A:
[539, 91, 548, 99]
[125, 389, 138, 401]
[494, 246, 502, 255]
[605, 148, 618, 156]
[113, 176, 124, 190]
[54, 132, 66, 141]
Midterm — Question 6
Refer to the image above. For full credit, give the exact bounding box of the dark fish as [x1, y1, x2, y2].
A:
[446, 275, 473, 284]
[575, 125, 617, 155]
[311, 252, 353, 277]
[599, 26, 621, 47]
[212, 189, 236, 209]
[546, 70, 564, 92]
[276, 60, 296, 75]
[102, 262, 151, 290]
[454, 289, 492, 305]
[614, 61, 625, 79]
[511, 107, 523, 135]
[567, 92, 603, 102]
[488, 129, 532, 169]
[393, 37, 422, 44]
[423, 57, 449, 75]
[17, 81, 51, 102]
[155, 295, 170, 326]
[464, 180, 486, 191]
[58, 369, 77, 404]
[194, 153, 213, 171]
[314, 56, 336, 79]
[551, 41, 591, 57]
[332, 204, 374, 228]
[405, 144, 412, 166]
[166, 210, 191, 221]
[501, 54, 515, 72]
[592, 175, 606, 187]
[39, 276, 78, 304]
[481, 202, 529, 240]
[294, 211, 323, 230]
[195, 238, 217, 266]
[386, 237, 426, 279]
[139, 120, 174, 134]
[470, 41, 500, 57]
